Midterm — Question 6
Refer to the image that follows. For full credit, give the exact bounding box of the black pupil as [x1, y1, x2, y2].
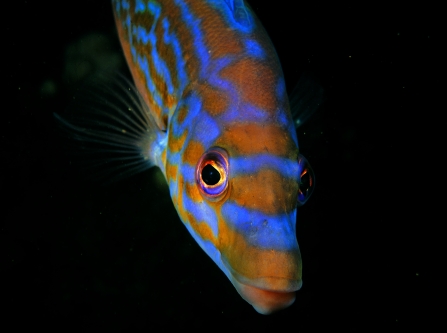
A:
[202, 164, 221, 185]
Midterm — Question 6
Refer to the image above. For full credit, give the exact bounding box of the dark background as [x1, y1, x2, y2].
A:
[2, 0, 436, 329]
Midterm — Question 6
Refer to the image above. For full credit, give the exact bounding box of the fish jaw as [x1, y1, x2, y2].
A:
[219, 250, 302, 314]
[230, 274, 302, 314]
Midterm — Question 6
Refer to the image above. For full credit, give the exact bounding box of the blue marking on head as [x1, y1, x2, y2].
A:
[182, 187, 219, 238]
[174, 0, 210, 77]
[173, 93, 202, 135]
[223, 0, 235, 11]
[230, 154, 299, 180]
[206, 57, 239, 109]
[180, 163, 196, 183]
[245, 39, 265, 58]
[192, 111, 221, 149]
[210, 0, 254, 33]
[221, 202, 298, 250]
[220, 102, 270, 123]
[165, 151, 182, 194]
[210, 55, 234, 72]
[167, 147, 182, 167]
[275, 107, 291, 130]
[272, 77, 295, 129]
[173, 91, 221, 151]
[208, 57, 238, 90]
[231, 0, 253, 28]
[276, 77, 286, 100]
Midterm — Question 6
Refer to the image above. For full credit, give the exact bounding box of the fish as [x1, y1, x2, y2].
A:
[57, 0, 317, 314]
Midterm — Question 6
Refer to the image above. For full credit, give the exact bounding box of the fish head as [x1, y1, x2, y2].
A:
[167, 100, 315, 313]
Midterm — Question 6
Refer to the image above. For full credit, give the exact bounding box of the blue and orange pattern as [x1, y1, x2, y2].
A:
[111, 0, 313, 314]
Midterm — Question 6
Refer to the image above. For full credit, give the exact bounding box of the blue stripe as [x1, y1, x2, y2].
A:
[132, 5, 174, 97]
[133, 25, 151, 44]
[221, 202, 298, 250]
[147, 0, 161, 18]
[182, 187, 219, 238]
[245, 39, 265, 58]
[172, 93, 202, 136]
[126, 15, 132, 42]
[220, 102, 271, 123]
[113, 0, 121, 13]
[231, 154, 299, 180]
[173, 92, 223, 150]
[136, 54, 157, 96]
[162, 17, 189, 92]
[210, 0, 254, 33]
[174, 0, 210, 78]
[121, 0, 130, 10]
[190, 112, 221, 149]
[135, 0, 146, 13]
[179, 164, 196, 184]
[276, 77, 286, 100]
[130, 45, 137, 59]
[207, 57, 238, 92]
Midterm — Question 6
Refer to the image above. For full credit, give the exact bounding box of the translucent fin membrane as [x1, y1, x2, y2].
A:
[290, 69, 326, 129]
[54, 72, 160, 184]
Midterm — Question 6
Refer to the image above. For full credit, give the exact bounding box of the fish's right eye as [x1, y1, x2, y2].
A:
[196, 147, 229, 201]
[297, 154, 315, 206]
[202, 164, 221, 185]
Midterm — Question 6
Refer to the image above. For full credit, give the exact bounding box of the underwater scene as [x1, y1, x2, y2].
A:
[2, 0, 434, 329]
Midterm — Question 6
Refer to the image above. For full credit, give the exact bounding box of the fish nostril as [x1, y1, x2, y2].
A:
[249, 226, 258, 237]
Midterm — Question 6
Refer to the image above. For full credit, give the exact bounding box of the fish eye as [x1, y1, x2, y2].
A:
[196, 147, 229, 200]
[202, 164, 221, 185]
[297, 154, 315, 206]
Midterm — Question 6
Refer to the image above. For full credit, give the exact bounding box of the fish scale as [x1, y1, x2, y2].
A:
[108, 0, 314, 314]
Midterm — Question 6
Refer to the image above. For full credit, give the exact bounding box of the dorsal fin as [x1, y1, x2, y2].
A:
[289, 69, 326, 129]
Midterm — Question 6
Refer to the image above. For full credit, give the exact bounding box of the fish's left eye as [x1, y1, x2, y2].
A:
[196, 147, 229, 200]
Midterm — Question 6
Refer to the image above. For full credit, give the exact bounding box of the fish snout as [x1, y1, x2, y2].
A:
[231, 275, 302, 314]
[222, 249, 302, 314]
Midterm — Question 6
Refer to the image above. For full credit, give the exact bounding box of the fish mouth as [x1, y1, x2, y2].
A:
[231, 276, 300, 314]
[221, 254, 302, 314]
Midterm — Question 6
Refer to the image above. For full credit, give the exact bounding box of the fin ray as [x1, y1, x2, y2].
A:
[289, 69, 326, 129]
[54, 72, 166, 184]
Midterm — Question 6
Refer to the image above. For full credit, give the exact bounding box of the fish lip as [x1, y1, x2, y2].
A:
[222, 258, 302, 314]
[219, 252, 302, 313]
[221, 256, 302, 293]
[231, 271, 303, 293]
[230, 276, 298, 315]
